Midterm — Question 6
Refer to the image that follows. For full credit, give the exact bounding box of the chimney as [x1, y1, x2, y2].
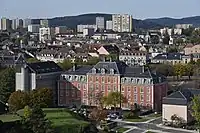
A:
[72, 63, 76, 71]
[142, 66, 145, 73]
[109, 57, 112, 62]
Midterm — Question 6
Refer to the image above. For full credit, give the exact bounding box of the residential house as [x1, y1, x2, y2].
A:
[97, 44, 120, 56]
[0, 50, 25, 68]
[151, 53, 191, 65]
[192, 53, 200, 62]
[15, 61, 63, 104]
[58, 61, 168, 112]
[119, 51, 149, 66]
[184, 44, 200, 55]
[36, 48, 74, 63]
[162, 88, 200, 123]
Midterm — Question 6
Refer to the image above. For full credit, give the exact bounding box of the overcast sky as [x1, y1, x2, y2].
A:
[1, 0, 200, 19]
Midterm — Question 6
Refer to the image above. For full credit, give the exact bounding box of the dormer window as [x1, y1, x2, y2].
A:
[92, 68, 96, 74]
[110, 69, 114, 74]
[101, 68, 105, 74]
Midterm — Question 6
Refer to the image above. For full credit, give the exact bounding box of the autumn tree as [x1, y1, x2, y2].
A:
[0, 68, 15, 103]
[192, 95, 200, 132]
[8, 91, 30, 112]
[30, 88, 53, 108]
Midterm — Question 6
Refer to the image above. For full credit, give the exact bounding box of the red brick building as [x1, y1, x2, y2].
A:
[58, 61, 168, 112]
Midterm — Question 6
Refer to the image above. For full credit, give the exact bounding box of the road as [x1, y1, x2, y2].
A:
[115, 118, 196, 133]
[125, 123, 195, 133]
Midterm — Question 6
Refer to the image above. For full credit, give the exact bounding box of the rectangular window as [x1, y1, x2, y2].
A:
[140, 88, 144, 93]
[128, 86, 131, 92]
[102, 86, 104, 92]
[134, 94, 137, 101]
[147, 94, 150, 101]
[122, 86, 125, 92]
[134, 87, 137, 93]
[108, 77, 110, 82]
[140, 94, 144, 101]
[113, 86, 117, 91]
[96, 84, 99, 90]
[114, 77, 117, 83]
[84, 92, 87, 97]
[147, 87, 150, 93]
[77, 84, 80, 88]
[108, 85, 110, 90]
[102, 77, 104, 83]
[96, 77, 98, 82]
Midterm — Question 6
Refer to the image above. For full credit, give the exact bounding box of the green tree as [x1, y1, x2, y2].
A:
[86, 57, 100, 65]
[30, 88, 53, 108]
[185, 63, 194, 79]
[0, 68, 15, 103]
[192, 95, 200, 132]
[8, 91, 30, 112]
[24, 105, 32, 119]
[173, 64, 186, 80]
[103, 92, 127, 109]
[58, 59, 72, 70]
[27, 58, 40, 63]
[21, 105, 54, 133]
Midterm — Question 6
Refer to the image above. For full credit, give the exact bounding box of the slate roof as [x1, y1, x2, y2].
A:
[63, 61, 165, 83]
[102, 44, 119, 53]
[28, 61, 63, 74]
[87, 61, 127, 74]
[64, 66, 93, 75]
[153, 53, 183, 60]
[163, 88, 200, 105]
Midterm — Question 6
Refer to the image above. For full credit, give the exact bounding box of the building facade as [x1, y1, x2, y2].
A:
[58, 61, 168, 112]
[15, 61, 63, 104]
[119, 51, 149, 66]
[1, 18, 11, 31]
[96, 17, 105, 29]
[162, 89, 200, 123]
[23, 18, 32, 28]
[77, 25, 97, 32]
[152, 53, 191, 65]
[106, 21, 113, 30]
[40, 19, 49, 27]
[28, 24, 40, 33]
[112, 14, 132, 32]
[184, 44, 200, 55]
[39, 27, 55, 42]
[175, 24, 193, 29]
[12, 18, 23, 30]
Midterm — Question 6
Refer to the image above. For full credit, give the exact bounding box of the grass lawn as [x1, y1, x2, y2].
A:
[117, 127, 129, 133]
[147, 113, 161, 118]
[146, 131, 156, 133]
[0, 108, 89, 133]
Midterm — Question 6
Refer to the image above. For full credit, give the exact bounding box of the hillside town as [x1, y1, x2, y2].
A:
[0, 13, 200, 133]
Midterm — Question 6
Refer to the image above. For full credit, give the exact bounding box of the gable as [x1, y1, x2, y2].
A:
[97, 47, 109, 55]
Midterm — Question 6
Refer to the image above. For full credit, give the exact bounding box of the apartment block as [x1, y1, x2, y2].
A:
[106, 21, 113, 30]
[112, 14, 132, 32]
[96, 17, 105, 29]
[77, 24, 97, 32]
[1, 18, 11, 31]
[40, 19, 49, 27]
[28, 24, 40, 33]
[12, 18, 23, 30]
